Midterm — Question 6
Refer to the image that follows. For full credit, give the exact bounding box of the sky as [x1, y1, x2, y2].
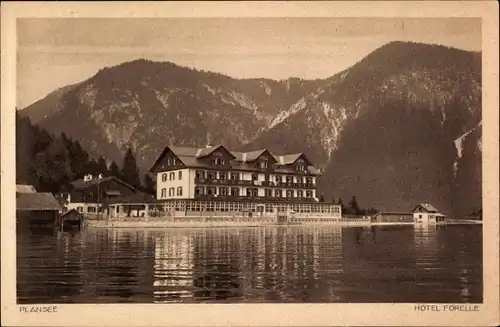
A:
[17, 17, 481, 109]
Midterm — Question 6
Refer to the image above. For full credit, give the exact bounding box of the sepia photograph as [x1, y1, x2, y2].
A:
[2, 1, 499, 326]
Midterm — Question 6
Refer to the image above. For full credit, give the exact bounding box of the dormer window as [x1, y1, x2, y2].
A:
[167, 158, 172, 165]
[260, 161, 268, 169]
[211, 153, 225, 165]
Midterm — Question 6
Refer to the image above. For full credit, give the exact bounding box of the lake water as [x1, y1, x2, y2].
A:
[17, 224, 482, 303]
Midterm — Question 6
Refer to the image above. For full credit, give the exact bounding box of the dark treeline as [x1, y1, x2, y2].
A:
[322, 194, 378, 216]
[16, 113, 155, 194]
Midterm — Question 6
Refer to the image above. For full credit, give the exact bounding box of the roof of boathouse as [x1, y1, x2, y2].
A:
[16, 193, 61, 211]
[16, 184, 37, 194]
[150, 144, 321, 175]
[412, 203, 440, 213]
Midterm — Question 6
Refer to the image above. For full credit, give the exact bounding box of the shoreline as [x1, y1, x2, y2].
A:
[84, 219, 482, 229]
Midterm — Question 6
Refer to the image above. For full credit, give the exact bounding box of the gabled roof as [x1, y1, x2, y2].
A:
[16, 184, 37, 194]
[17, 193, 61, 211]
[71, 176, 138, 192]
[412, 203, 439, 213]
[195, 145, 236, 159]
[149, 145, 321, 175]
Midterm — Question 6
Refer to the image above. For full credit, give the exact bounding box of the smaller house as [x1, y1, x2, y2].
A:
[412, 203, 446, 224]
[60, 174, 139, 216]
[16, 191, 61, 226]
[372, 212, 414, 223]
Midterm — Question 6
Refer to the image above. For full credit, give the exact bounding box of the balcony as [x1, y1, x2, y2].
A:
[193, 194, 317, 203]
[195, 178, 254, 186]
[275, 182, 316, 189]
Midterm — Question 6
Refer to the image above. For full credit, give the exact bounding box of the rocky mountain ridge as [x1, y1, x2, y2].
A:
[20, 41, 482, 216]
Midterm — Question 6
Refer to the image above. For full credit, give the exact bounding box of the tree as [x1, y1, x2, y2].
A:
[121, 148, 140, 188]
[143, 173, 156, 195]
[87, 158, 99, 175]
[108, 161, 120, 178]
[349, 196, 361, 215]
[336, 197, 347, 213]
[96, 156, 108, 176]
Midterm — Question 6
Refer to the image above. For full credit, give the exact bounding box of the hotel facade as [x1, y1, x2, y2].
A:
[149, 145, 342, 219]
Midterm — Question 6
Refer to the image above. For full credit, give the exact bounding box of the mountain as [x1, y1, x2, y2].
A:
[19, 41, 482, 217]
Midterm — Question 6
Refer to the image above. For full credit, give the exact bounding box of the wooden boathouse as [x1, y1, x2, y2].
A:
[16, 189, 61, 227]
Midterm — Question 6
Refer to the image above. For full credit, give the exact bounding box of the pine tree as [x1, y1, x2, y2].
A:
[121, 148, 140, 188]
[108, 161, 120, 178]
[96, 156, 108, 176]
[143, 173, 156, 195]
[69, 140, 89, 178]
[337, 197, 347, 213]
[87, 158, 99, 175]
[349, 196, 361, 215]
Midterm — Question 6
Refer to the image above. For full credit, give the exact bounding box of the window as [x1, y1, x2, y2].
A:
[297, 190, 303, 198]
[169, 172, 175, 181]
[265, 189, 272, 197]
[286, 176, 293, 184]
[275, 175, 282, 183]
[230, 172, 239, 180]
[306, 177, 312, 185]
[161, 188, 167, 197]
[167, 158, 172, 165]
[207, 171, 216, 180]
[231, 187, 239, 196]
[260, 161, 268, 169]
[196, 170, 205, 179]
[162, 173, 167, 182]
[219, 187, 229, 196]
[252, 173, 258, 181]
[195, 187, 203, 195]
[178, 171, 182, 180]
[297, 164, 305, 171]
[306, 191, 312, 198]
[220, 172, 227, 180]
[87, 206, 96, 213]
[275, 189, 282, 197]
[172, 158, 176, 165]
[207, 187, 216, 196]
[286, 190, 294, 198]
[177, 187, 183, 196]
[77, 206, 83, 213]
[169, 187, 174, 197]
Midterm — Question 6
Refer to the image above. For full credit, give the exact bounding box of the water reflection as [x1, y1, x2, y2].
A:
[17, 225, 482, 304]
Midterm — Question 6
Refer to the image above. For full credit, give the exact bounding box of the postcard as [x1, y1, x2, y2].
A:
[1, 1, 499, 326]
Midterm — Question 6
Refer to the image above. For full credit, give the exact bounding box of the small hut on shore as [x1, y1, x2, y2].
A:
[60, 209, 84, 229]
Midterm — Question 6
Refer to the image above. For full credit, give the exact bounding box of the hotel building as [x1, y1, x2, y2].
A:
[149, 145, 341, 218]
